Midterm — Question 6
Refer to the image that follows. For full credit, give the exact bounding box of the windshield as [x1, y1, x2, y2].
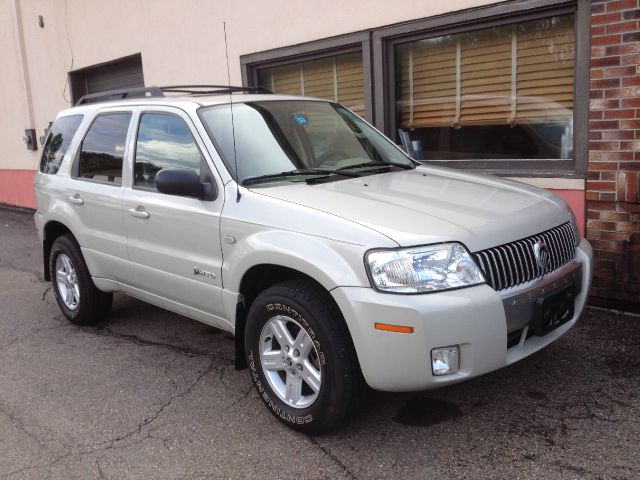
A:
[199, 100, 414, 185]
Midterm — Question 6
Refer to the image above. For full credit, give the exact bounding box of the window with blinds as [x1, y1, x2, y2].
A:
[257, 52, 366, 117]
[395, 15, 574, 160]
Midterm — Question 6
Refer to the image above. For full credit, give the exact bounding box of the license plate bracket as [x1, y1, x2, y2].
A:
[533, 285, 576, 336]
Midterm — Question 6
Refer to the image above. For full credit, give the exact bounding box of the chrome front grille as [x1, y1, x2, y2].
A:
[472, 222, 576, 291]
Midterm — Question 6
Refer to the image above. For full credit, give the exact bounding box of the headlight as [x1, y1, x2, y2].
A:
[365, 243, 485, 294]
[569, 210, 581, 246]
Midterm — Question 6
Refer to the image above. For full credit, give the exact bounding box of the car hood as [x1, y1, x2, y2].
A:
[249, 166, 571, 252]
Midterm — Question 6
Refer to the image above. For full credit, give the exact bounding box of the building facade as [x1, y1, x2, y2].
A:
[1, 0, 638, 309]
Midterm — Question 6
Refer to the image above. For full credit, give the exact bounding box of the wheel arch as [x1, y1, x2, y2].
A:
[42, 221, 78, 281]
[233, 264, 354, 371]
[225, 231, 368, 371]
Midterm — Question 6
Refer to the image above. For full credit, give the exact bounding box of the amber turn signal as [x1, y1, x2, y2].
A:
[374, 322, 414, 334]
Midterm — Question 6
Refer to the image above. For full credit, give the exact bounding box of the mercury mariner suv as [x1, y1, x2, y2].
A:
[34, 85, 592, 434]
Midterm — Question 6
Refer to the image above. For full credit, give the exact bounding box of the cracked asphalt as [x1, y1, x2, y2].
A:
[1, 207, 639, 479]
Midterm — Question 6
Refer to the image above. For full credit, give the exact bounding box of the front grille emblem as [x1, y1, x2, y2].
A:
[533, 241, 550, 271]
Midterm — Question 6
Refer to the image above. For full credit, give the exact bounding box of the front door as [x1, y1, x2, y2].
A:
[122, 107, 226, 324]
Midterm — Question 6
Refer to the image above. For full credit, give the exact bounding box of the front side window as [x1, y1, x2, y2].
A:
[134, 113, 202, 189]
[39, 115, 84, 174]
[200, 100, 413, 185]
[78, 113, 132, 185]
[257, 52, 366, 117]
[394, 14, 574, 161]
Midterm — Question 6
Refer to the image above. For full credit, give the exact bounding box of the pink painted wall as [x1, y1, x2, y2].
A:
[549, 189, 585, 237]
[0, 170, 36, 209]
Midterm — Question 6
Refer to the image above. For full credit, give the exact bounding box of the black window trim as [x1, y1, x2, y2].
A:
[132, 110, 210, 194]
[71, 111, 133, 186]
[241, 31, 373, 124]
[39, 113, 84, 175]
[241, 0, 589, 179]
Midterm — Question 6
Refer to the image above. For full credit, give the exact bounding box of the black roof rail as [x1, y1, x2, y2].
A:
[74, 86, 164, 105]
[160, 85, 273, 95]
[74, 84, 272, 106]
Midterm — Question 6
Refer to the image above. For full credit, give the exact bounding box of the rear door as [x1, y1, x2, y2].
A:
[67, 109, 134, 282]
[122, 106, 226, 322]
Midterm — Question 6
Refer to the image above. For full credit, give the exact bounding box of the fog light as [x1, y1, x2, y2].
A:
[431, 346, 460, 376]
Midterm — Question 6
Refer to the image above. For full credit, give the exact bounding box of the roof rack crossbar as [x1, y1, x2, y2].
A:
[161, 85, 272, 94]
[75, 86, 164, 105]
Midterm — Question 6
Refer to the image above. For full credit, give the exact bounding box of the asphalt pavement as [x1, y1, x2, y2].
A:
[0, 207, 639, 479]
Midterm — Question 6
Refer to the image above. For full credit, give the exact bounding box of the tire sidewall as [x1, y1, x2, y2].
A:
[245, 290, 345, 431]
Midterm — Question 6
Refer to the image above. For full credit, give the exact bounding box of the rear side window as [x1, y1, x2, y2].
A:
[134, 113, 202, 189]
[77, 113, 132, 185]
[39, 115, 83, 174]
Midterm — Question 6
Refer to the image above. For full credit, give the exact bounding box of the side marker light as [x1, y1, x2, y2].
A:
[374, 322, 414, 334]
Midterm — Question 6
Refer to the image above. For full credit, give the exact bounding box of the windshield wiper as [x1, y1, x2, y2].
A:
[336, 161, 414, 171]
[242, 168, 360, 186]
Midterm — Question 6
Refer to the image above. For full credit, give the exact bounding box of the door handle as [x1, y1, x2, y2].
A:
[68, 194, 84, 205]
[128, 207, 150, 219]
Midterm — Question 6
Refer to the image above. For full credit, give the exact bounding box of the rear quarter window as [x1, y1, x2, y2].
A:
[39, 115, 84, 174]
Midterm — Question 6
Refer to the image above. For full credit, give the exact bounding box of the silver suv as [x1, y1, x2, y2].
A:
[34, 86, 592, 434]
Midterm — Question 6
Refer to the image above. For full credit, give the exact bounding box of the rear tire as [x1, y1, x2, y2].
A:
[49, 234, 112, 325]
[245, 280, 363, 434]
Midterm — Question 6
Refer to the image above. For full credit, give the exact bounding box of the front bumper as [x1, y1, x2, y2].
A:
[331, 238, 592, 392]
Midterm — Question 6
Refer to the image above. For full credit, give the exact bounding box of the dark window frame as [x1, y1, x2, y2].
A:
[241, 32, 373, 124]
[132, 110, 206, 193]
[72, 111, 133, 186]
[373, 0, 589, 177]
[241, 0, 589, 178]
[39, 114, 84, 175]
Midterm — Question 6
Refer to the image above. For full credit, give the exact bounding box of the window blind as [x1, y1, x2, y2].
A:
[397, 36, 458, 128]
[397, 15, 574, 129]
[258, 52, 365, 117]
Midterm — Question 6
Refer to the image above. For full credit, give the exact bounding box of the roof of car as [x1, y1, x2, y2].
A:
[57, 93, 329, 118]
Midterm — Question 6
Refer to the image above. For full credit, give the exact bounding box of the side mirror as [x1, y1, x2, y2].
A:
[156, 168, 214, 199]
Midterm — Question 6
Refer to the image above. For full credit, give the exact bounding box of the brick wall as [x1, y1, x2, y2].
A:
[588, 0, 640, 311]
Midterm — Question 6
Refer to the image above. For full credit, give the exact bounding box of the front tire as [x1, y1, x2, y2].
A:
[49, 234, 112, 325]
[245, 280, 363, 434]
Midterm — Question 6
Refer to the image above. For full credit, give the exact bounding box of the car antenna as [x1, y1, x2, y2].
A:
[223, 21, 241, 202]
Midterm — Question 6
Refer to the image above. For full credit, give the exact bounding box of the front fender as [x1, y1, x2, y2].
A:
[222, 229, 370, 294]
